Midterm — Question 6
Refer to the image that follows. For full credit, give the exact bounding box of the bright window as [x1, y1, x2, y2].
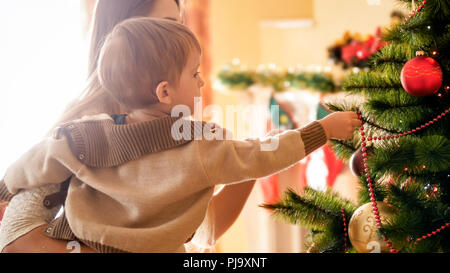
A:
[0, 1, 87, 177]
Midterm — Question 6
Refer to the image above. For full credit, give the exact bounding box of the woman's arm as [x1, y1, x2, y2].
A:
[0, 184, 96, 253]
[0, 201, 7, 221]
[209, 180, 256, 241]
[2, 225, 96, 253]
[3, 181, 256, 253]
[4, 181, 256, 253]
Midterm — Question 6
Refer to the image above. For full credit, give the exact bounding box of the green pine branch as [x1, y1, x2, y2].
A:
[380, 181, 450, 252]
[342, 71, 403, 92]
[328, 139, 357, 161]
[260, 189, 337, 230]
[369, 135, 450, 175]
[260, 187, 357, 252]
[364, 100, 446, 130]
[370, 43, 414, 67]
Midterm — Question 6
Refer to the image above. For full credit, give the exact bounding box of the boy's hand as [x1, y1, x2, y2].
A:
[318, 112, 360, 140]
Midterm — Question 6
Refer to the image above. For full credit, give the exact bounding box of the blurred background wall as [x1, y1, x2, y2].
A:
[210, 0, 405, 73]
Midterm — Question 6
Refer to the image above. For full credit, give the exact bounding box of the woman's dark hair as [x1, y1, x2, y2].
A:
[88, 0, 181, 76]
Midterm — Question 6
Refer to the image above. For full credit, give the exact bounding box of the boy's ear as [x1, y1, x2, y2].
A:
[155, 81, 172, 104]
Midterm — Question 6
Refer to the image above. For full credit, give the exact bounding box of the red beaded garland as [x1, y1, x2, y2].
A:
[353, 106, 450, 253]
[413, 223, 450, 246]
[362, 109, 449, 142]
[403, 0, 427, 25]
[341, 208, 348, 253]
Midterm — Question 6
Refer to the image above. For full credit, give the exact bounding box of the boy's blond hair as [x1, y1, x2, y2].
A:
[97, 17, 201, 111]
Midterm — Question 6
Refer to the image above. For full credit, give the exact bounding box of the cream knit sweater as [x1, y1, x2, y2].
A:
[0, 114, 327, 252]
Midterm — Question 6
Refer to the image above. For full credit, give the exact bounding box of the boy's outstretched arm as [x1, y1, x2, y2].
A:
[198, 111, 359, 187]
[198, 121, 328, 187]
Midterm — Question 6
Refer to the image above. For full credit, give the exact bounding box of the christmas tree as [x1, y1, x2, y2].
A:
[262, 0, 450, 253]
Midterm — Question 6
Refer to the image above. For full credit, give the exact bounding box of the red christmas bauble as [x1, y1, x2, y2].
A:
[401, 56, 443, 97]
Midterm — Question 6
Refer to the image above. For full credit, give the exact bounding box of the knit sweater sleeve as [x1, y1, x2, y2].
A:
[197, 121, 327, 187]
[1, 136, 81, 196]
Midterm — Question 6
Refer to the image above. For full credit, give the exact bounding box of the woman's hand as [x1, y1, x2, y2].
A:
[2, 224, 96, 253]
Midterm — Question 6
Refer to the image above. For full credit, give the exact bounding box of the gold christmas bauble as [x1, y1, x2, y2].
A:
[348, 202, 397, 253]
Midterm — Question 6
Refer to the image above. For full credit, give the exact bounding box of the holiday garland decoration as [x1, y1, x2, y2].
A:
[340, 208, 348, 253]
[402, 0, 427, 25]
[412, 222, 450, 248]
[353, 106, 450, 252]
[217, 62, 337, 93]
[263, 0, 450, 253]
